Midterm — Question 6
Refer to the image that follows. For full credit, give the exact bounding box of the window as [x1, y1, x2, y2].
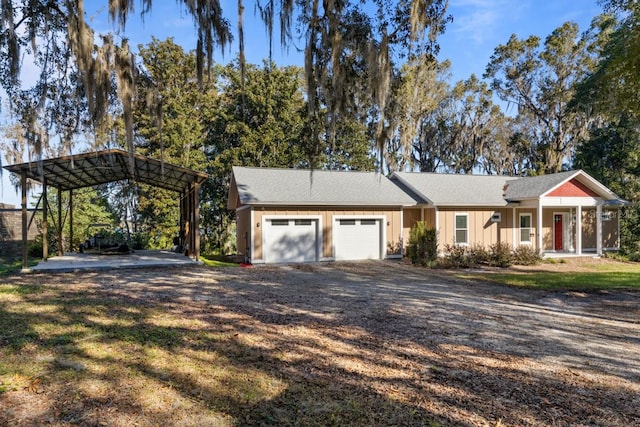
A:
[454, 214, 468, 245]
[360, 219, 377, 225]
[271, 219, 289, 226]
[339, 219, 356, 225]
[294, 219, 312, 226]
[520, 214, 532, 244]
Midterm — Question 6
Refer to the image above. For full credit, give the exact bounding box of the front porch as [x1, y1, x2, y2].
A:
[535, 203, 620, 257]
[542, 250, 600, 258]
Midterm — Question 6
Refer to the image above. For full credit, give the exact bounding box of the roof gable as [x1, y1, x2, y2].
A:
[506, 170, 618, 201]
[503, 171, 577, 200]
[228, 167, 419, 208]
[546, 178, 600, 198]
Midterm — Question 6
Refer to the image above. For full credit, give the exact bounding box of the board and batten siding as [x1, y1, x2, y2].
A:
[235, 208, 251, 259]
[250, 207, 403, 261]
[435, 208, 532, 249]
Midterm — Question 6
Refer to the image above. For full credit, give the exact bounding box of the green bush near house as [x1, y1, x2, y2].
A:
[407, 222, 438, 266]
[512, 245, 543, 265]
[489, 242, 513, 267]
[437, 242, 542, 269]
[442, 243, 471, 268]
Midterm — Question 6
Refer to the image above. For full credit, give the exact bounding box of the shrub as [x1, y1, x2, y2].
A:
[629, 252, 640, 262]
[488, 241, 512, 267]
[27, 239, 43, 258]
[407, 222, 438, 266]
[442, 243, 471, 268]
[468, 243, 490, 265]
[512, 245, 543, 265]
[129, 232, 151, 250]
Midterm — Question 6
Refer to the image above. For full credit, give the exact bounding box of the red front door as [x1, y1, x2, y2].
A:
[554, 214, 563, 251]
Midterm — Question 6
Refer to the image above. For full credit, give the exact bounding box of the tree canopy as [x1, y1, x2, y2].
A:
[3, 1, 640, 254]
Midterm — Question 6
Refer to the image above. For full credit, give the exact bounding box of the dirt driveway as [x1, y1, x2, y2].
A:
[3, 260, 640, 426]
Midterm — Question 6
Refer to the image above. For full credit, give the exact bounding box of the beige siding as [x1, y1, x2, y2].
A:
[402, 208, 422, 249]
[399, 207, 540, 251]
[437, 208, 524, 248]
[603, 209, 620, 248]
[582, 208, 620, 249]
[236, 208, 251, 258]
[582, 208, 597, 249]
[401, 208, 438, 251]
[251, 207, 403, 261]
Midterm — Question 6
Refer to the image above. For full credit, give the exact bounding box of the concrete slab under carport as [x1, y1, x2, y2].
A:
[24, 250, 200, 273]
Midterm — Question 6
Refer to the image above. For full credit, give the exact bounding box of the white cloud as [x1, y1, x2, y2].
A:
[449, 0, 529, 45]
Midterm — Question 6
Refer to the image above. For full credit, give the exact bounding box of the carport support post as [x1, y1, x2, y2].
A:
[57, 187, 63, 256]
[21, 170, 28, 270]
[194, 182, 200, 261]
[188, 185, 194, 258]
[69, 189, 73, 252]
[42, 181, 48, 261]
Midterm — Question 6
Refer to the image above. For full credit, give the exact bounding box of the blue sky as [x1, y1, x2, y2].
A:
[1, 0, 603, 205]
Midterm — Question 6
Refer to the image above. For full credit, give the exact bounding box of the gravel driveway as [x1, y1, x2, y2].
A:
[213, 260, 640, 425]
[4, 259, 640, 426]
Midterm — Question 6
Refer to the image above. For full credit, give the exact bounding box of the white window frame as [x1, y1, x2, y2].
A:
[454, 213, 469, 245]
[519, 213, 532, 245]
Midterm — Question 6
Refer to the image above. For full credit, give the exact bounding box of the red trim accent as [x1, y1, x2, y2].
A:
[547, 179, 599, 197]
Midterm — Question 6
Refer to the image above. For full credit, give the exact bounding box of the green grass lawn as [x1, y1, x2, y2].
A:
[0, 257, 38, 276]
[457, 259, 640, 291]
[200, 254, 239, 268]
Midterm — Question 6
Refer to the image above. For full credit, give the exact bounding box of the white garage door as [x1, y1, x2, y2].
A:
[264, 218, 318, 263]
[334, 218, 382, 260]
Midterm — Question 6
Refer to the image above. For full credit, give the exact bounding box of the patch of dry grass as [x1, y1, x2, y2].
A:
[1, 264, 639, 426]
[0, 272, 442, 426]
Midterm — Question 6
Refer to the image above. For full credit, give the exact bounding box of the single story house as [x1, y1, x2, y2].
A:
[228, 167, 626, 263]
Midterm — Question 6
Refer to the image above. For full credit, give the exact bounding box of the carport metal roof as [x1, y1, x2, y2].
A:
[3, 148, 208, 192]
[4, 148, 208, 270]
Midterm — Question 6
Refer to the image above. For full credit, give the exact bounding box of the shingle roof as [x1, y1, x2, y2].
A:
[231, 167, 420, 207]
[503, 171, 578, 200]
[391, 172, 512, 206]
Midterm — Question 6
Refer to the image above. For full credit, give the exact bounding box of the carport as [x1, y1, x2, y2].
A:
[3, 149, 208, 270]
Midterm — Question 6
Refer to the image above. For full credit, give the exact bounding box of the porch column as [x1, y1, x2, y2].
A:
[434, 207, 440, 253]
[42, 181, 48, 261]
[576, 205, 582, 256]
[537, 201, 543, 254]
[596, 203, 603, 256]
[399, 208, 404, 257]
[512, 207, 517, 247]
[21, 170, 28, 270]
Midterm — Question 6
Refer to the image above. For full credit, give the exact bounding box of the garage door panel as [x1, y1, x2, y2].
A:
[265, 219, 318, 263]
[334, 218, 382, 260]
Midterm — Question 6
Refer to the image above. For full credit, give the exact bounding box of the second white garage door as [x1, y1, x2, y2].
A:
[334, 218, 383, 260]
[264, 218, 319, 263]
